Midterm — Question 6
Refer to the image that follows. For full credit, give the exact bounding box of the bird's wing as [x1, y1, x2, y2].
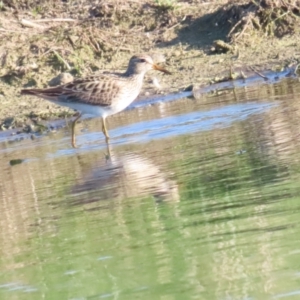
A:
[59, 75, 122, 106]
[21, 74, 123, 107]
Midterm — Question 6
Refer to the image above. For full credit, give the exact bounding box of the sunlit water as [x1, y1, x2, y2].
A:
[1, 78, 300, 300]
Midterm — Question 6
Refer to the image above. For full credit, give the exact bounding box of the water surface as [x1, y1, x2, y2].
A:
[1, 78, 300, 299]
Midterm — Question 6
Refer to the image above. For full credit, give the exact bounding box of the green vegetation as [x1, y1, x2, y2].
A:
[154, 0, 178, 10]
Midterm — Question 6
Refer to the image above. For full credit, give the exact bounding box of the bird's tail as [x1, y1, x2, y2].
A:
[20, 87, 64, 101]
[20, 88, 43, 96]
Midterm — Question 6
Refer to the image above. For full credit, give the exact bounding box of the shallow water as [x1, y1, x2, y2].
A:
[1, 77, 300, 299]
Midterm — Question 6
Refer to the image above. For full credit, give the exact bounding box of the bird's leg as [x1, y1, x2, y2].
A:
[104, 138, 112, 161]
[101, 118, 110, 141]
[71, 113, 82, 148]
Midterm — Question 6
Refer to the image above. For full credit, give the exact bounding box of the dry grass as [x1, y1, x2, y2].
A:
[216, 0, 300, 43]
[0, 0, 186, 83]
[0, 0, 299, 85]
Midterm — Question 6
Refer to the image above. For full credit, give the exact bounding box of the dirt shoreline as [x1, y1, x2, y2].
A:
[0, 0, 300, 135]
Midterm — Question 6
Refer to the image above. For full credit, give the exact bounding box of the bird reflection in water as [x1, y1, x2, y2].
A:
[70, 141, 179, 207]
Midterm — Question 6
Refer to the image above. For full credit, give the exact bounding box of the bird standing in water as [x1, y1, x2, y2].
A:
[21, 54, 171, 147]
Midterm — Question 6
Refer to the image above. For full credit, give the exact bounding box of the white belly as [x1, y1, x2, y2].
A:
[51, 79, 142, 118]
[53, 101, 116, 118]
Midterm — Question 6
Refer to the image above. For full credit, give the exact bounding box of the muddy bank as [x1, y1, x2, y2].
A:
[0, 0, 300, 134]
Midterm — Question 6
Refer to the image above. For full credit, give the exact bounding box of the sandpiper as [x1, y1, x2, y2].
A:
[21, 54, 171, 147]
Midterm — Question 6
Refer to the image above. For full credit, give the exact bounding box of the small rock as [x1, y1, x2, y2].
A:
[152, 77, 162, 89]
[48, 73, 74, 86]
[68, 35, 79, 45]
[173, 50, 181, 57]
[10, 159, 24, 166]
[23, 124, 35, 133]
[150, 52, 166, 63]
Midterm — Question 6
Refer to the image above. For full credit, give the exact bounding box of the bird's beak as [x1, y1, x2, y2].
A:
[152, 63, 171, 75]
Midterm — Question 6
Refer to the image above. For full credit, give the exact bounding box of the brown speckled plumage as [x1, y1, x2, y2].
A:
[21, 54, 171, 147]
[22, 74, 129, 106]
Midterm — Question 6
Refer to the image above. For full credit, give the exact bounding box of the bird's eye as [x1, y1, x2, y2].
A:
[140, 58, 146, 63]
